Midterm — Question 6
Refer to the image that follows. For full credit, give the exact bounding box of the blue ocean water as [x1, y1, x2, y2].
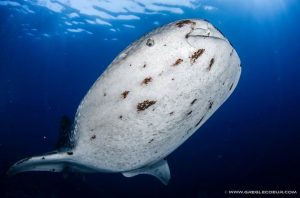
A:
[0, 0, 299, 197]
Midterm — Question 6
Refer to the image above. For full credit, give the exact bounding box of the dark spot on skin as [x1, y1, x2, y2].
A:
[16, 157, 30, 165]
[143, 64, 146, 68]
[51, 169, 55, 172]
[208, 58, 214, 71]
[90, 135, 96, 140]
[103, 93, 107, 96]
[141, 77, 152, 85]
[169, 112, 174, 115]
[158, 71, 163, 76]
[191, 99, 197, 105]
[172, 58, 183, 66]
[190, 49, 205, 64]
[137, 100, 156, 111]
[208, 101, 214, 109]
[146, 38, 154, 47]
[229, 83, 234, 91]
[186, 111, 193, 116]
[119, 115, 123, 119]
[42, 157, 45, 160]
[148, 139, 154, 144]
[230, 49, 234, 56]
[67, 151, 73, 155]
[172, 78, 175, 81]
[129, 64, 132, 67]
[195, 116, 205, 127]
[155, 151, 158, 153]
[121, 90, 129, 99]
[176, 20, 196, 28]
[163, 44, 167, 46]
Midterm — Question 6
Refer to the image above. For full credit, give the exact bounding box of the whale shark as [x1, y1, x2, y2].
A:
[8, 19, 241, 185]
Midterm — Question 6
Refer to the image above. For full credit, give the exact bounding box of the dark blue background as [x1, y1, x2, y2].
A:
[0, 1, 299, 197]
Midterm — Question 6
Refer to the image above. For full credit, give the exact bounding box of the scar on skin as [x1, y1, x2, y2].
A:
[121, 90, 130, 99]
[190, 49, 205, 64]
[90, 135, 96, 140]
[186, 111, 193, 116]
[137, 100, 156, 111]
[141, 77, 152, 85]
[172, 58, 183, 66]
[191, 99, 197, 105]
[195, 116, 205, 127]
[208, 58, 214, 71]
[229, 83, 234, 91]
[148, 139, 154, 144]
[176, 20, 196, 28]
[16, 157, 30, 165]
[208, 101, 214, 109]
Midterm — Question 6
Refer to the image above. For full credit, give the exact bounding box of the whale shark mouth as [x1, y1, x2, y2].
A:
[185, 24, 230, 49]
[186, 31, 229, 49]
[187, 32, 228, 41]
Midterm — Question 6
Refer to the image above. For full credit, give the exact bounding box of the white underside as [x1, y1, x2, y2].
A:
[72, 19, 241, 174]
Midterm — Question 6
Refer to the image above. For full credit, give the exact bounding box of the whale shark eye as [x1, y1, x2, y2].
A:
[146, 38, 154, 47]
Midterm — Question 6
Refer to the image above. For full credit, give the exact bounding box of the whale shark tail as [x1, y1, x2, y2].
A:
[6, 151, 95, 176]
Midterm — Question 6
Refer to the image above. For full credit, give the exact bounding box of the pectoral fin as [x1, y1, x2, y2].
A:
[122, 159, 170, 185]
[7, 151, 96, 176]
